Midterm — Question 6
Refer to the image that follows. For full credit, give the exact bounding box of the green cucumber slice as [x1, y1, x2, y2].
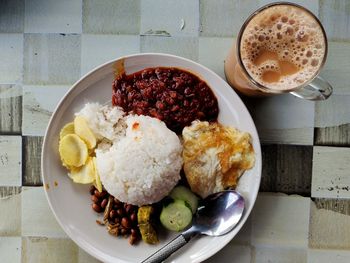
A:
[169, 186, 199, 214]
[160, 200, 192, 232]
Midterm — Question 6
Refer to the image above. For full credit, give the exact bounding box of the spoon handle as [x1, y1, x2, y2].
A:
[141, 234, 188, 263]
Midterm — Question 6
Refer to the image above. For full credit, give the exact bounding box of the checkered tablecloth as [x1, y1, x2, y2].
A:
[1, 0, 350, 262]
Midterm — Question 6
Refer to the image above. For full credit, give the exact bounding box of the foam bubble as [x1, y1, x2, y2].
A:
[240, 4, 326, 90]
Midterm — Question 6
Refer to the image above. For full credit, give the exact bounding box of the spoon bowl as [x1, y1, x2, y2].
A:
[192, 190, 245, 237]
[142, 190, 245, 263]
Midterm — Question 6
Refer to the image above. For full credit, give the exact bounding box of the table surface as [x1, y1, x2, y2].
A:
[1, 0, 350, 262]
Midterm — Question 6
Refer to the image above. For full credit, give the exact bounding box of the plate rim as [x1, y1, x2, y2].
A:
[41, 52, 262, 263]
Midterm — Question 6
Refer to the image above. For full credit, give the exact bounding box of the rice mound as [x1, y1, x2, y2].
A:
[76, 103, 125, 141]
[96, 115, 183, 206]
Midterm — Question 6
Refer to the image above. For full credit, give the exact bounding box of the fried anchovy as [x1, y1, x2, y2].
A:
[103, 196, 114, 222]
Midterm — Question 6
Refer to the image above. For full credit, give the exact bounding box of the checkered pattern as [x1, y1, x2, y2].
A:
[0, 0, 350, 262]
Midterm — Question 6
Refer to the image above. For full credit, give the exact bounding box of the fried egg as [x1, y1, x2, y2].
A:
[182, 121, 255, 198]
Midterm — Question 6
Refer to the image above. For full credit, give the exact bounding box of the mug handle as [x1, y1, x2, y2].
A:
[290, 76, 333, 101]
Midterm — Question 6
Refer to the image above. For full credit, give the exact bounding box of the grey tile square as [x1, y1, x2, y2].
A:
[0, 34, 23, 83]
[141, 36, 198, 61]
[260, 145, 312, 196]
[22, 85, 69, 136]
[0, 186, 21, 197]
[83, 0, 140, 34]
[0, 0, 24, 33]
[200, 0, 258, 37]
[319, 0, 350, 41]
[24, 0, 82, 33]
[23, 136, 43, 186]
[0, 237, 21, 263]
[0, 136, 22, 186]
[141, 0, 199, 37]
[198, 37, 233, 79]
[315, 124, 350, 146]
[313, 198, 350, 216]
[0, 85, 22, 134]
[81, 34, 140, 75]
[23, 34, 81, 85]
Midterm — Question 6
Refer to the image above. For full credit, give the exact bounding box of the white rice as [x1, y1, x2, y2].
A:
[96, 115, 183, 206]
[75, 103, 125, 141]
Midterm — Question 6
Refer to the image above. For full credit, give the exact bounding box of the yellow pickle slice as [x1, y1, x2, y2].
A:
[74, 116, 96, 149]
[68, 157, 95, 184]
[59, 122, 75, 140]
[92, 157, 103, 192]
[59, 134, 88, 167]
[138, 206, 159, 244]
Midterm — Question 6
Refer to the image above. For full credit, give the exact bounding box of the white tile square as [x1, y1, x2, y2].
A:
[0, 237, 21, 263]
[312, 146, 350, 198]
[254, 246, 307, 263]
[320, 42, 350, 94]
[24, 0, 82, 33]
[200, 0, 259, 37]
[0, 136, 22, 186]
[319, 0, 350, 41]
[23, 34, 81, 85]
[251, 193, 310, 247]
[22, 85, 69, 136]
[141, 0, 199, 37]
[141, 36, 198, 61]
[308, 249, 350, 263]
[0, 34, 23, 83]
[81, 34, 140, 75]
[315, 93, 350, 128]
[205, 244, 251, 263]
[22, 187, 67, 237]
[22, 237, 78, 263]
[0, 187, 21, 236]
[199, 37, 234, 79]
[245, 94, 315, 145]
[309, 201, 350, 249]
[83, 0, 140, 34]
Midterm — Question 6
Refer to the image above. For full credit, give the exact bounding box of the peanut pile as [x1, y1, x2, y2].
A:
[89, 186, 140, 245]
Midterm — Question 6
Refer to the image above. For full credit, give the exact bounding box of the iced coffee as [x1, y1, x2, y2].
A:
[225, 3, 328, 97]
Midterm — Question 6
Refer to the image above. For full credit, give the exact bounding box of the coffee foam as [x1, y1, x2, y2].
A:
[240, 4, 326, 90]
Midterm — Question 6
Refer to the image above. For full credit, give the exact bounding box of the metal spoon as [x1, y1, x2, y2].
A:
[141, 190, 245, 263]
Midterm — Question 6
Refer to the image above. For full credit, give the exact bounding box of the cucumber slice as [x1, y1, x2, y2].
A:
[169, 186, 199, 214]
[160, 200, 192, 232]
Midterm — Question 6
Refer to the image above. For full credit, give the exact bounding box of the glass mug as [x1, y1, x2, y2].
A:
[224, 2, 332, 100]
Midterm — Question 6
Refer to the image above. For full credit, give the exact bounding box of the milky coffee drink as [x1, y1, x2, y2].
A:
[229, 4, 326, 94]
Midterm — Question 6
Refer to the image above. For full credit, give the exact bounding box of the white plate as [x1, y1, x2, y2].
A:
[42, 53, 262, 263]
